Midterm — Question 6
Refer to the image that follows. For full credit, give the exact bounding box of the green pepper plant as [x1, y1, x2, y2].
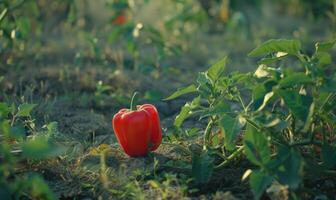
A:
[0, 102, 63, 199]
[166, 39, 336, 198]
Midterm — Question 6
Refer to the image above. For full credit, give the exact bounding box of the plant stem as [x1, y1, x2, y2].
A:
[319, 93, 335, 112]
[245, 100, 253, 111]
[0, 8, 8, 23]
[161, 142, 191, 155]
[215, 145, 244, 170]
[203, 119, 214, 150]
[10, 114, 17, 127]
[238, 95, 246, 112]
[244, 117, 261, 131]
[130, 92, 139, 111]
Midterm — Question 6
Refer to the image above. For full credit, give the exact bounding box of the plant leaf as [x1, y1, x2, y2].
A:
[278, 73, 313, 88]
[164, 84, 197, 100]
[276, 89, 313, 122]
[29, 175, 57, 199]
[219, 114, 246, 150]
[276, 147, 303, 189]
[22, 135, 61, 159]
[258, 52, 288, 65]
[207, 101, 231, 115]
[315, 40, 336, 53]
[252, 84, 270, 111]
[322, 144, 336, 168]
[314, 52, 332, 67]
[249, 170, 273, 200]
[244, 125, 271, 167]
[174, 96, 200, 128]
[17, 103, 37, 117]
[248, 39, 301, 57]
[197, 72, 213, 96]
[207, 57, 227, 83]
[0, 103, 10, 119]
[321, 76, 336, 92]
[192, 151, 214, 184]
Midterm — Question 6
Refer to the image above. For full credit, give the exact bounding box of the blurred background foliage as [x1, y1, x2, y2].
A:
[1, 0, 335, 74]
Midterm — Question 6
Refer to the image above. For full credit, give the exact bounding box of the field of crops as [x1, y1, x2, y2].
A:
[1, 0, 336, 199]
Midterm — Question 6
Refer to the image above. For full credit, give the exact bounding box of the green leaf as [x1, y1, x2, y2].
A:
[164, 84, 197, 100]
[315, 40, 336, 53]
[207, 101, 231, 115]
[174, 105, 191, 128]
[322, 144, 336, 168]
[321, 76, 336, 92]
[17, 103, 37, 117]
[278, 73, 313, 88]
[22, 135, 59, 159]
[207, 57, 227, 83]
[276, 147, 303, 189]
[16, 18, 31, 39]
[248, 39, 301, 57]
[108, 28, 124, 44]
[276, 90, 313, 122]
[197, 72, 213, 96]
[258, 53, 288, 65]
[67, 3, 77, 24]
[316, 92, 335, 112]
[30, 175, 57, 200]
[211, 132, 221, 147]
[192, 151, 214, 184]
[46, 122, 59, 135]
[244, 125, 271, 167]
[174, 96, 200, 128]
[249, 170, 273, 200]
[219, 114, 246, 150]
[10, 125, 25, 140]
[126, 40, 137, 54]
[185, 127, 200, 137]
[314, 52, 332, 67]
[252, 84, 267, 109]
[0, 120, 11, 137]
[0, 103, 10, 119]
[232, 72, 253, 84]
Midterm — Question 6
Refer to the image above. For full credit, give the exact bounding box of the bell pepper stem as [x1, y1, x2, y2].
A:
[130, 92, 139, 111]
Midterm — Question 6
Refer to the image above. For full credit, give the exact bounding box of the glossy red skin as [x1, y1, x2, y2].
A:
[112, 104, 162, 157]
[138, 104, 162, 151]
[113, 14, 127, 25]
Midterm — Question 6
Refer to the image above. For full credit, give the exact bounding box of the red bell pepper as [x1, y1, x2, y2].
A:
[112, 10, 127, 25]
[112, 93, 162, 157]
[113, 14, 127, 25]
